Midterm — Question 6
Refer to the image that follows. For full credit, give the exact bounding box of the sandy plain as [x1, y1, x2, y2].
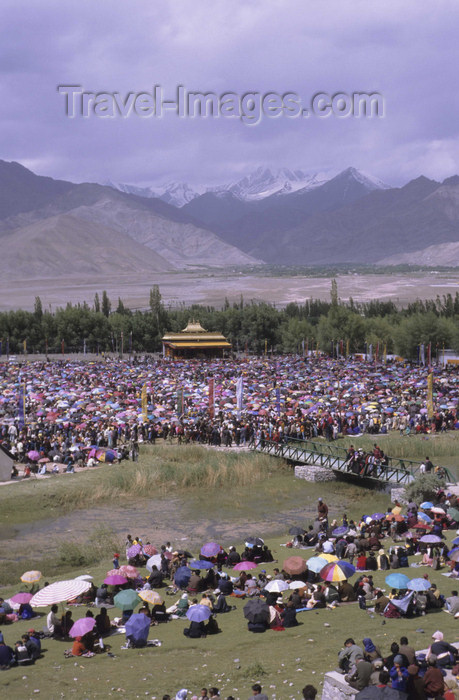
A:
[1, 269, 459, 311]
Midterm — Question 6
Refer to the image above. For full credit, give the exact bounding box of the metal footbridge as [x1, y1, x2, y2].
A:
[251, 438, 453, 486]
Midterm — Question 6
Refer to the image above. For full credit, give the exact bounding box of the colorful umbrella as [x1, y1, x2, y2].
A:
[186, 604, 212, 622]
[104, 575, 128, 586]
[30, 579, 91, 607]
[233, 561, 257, 571]
[27, 450, 40, 461]
[69, 617, 96, 637]
[319, 553, 339, 563]
[200, 542, 221, 558]
[21, 570, 42, 584]
[283, 556, 307, 576]
[114, 589, 141, 611]
[385, 573, 410, 589]
[420, 501, 434, 509]
[371, 513, 386, 521]
[138, 590, 162, 605]
[320, 560, 356, 582]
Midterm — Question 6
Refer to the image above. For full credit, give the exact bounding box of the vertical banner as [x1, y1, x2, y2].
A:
[420, 343, 425, 366]
[264, 339, 267, 356]
[276, 387, 281, 416]
[23, 339, 27, 354]
[427, 372, 434, 420]
[368, 343, 373, 362]
[18, 382, 26, 428]
[120, 331, 124, 357]
[375, 342, 379, 363]
[129, 331, 133, 354]
[302, 339, 305, 357]
[346, 339, 350, 358]
[236, 376, 243, 415]
[427, 342, 431, 367]
[61, 339, 65, 355]
[6, 337, 9, 358]
[83, 338, 86, 355]
[208, 378, 215, 419]
[383, 343, 387, 364]
[176, 388, 184, 417]
[141, 382, 148, 420]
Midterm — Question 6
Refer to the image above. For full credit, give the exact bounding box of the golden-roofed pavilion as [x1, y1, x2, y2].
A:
[162, 320, 232, 359]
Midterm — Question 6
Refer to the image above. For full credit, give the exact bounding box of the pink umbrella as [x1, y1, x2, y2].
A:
[118, 565, 139, 579]
[10, 592, 33, 604]
[233, 561, 257, 571]
[27, 450, 40, 461]
[143, 544, 158, 557]
[69, 617, 96, 637]
[104, 574, 128, 586]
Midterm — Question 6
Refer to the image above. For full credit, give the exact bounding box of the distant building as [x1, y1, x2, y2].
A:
[162, 320, 232, 359]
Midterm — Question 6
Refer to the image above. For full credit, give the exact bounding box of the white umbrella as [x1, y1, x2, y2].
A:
[146, 554, 162, 572]
[431, 507, 445, 514]
[264, 579, 289, 593]
[74, 574, 93, 582]
[30, 579, 91, 607]
[288, 580, 307, 589]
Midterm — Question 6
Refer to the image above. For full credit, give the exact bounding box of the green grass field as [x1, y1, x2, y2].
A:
[1, 439, 459, 699]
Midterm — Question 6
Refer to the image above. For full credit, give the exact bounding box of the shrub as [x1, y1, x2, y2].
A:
[404, 473, 446, 504]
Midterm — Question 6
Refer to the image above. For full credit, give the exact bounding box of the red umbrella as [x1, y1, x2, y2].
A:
[118, 564, 139, 579]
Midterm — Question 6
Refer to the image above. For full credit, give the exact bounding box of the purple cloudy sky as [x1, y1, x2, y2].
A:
[1, 0, 458, 187]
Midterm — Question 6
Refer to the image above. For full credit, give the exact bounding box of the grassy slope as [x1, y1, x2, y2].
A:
[1, 440, 459, 698]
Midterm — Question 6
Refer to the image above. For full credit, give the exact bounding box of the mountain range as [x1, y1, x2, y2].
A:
[2, 159, 459, 282]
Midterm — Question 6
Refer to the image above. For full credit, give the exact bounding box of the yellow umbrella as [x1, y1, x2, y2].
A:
[392, 506, 402, 515]
[138, 590, 162, 605]
[319, 553, 338, 563]
[21, 570, 42, 583]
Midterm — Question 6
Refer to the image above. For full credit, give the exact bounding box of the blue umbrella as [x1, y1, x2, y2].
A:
[407, 578, 431, 592]
[332, 526, 349, 537]
[186, 604, 212, 622]
[307, 556, 329, 573]
[174, 566, 192, 588]
[189, 559, 214, 570]
[417, 512, 432, 523]
[371, 513, 386, 521]
[125, 613, 150, 644]
[420, 501, 434, 510]
[385, 573, 410, 589]
[452, 536, 459, 546]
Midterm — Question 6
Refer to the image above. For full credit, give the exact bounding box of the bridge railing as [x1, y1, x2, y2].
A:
[251, 437, 453, 484]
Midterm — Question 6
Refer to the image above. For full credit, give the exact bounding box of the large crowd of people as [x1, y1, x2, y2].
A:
[0, 355, 458, 476]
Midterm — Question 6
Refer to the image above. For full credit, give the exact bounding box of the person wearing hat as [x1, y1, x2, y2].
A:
[369, 658, 385, 686]
[389, 654, 409, 692]
[112, 553, 120, 569]
[427, 630, 458, 668]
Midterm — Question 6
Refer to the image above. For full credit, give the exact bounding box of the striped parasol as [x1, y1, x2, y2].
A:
[320, 560, 356, 582]
[143, 544, 158, 557]
[30, 579, 91, 607]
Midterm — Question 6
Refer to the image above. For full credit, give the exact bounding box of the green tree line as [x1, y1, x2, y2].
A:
[1, 284, 459, 358]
